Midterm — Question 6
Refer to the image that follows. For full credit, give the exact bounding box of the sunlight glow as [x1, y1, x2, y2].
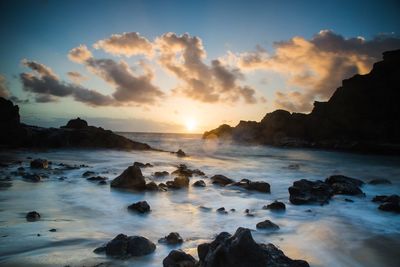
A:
[185, 118, 197, 132]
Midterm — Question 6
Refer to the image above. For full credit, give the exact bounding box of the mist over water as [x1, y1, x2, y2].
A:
[1, 133, 400, 267]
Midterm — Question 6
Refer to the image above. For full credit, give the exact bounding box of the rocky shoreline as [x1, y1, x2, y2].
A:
[203, 49, 400, 155]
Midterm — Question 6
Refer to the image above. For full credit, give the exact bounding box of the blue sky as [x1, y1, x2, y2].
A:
[1, 0, 399, 132]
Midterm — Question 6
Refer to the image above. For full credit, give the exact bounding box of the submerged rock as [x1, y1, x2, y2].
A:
[197, 227, 309, 267]
[111, 165, 146, 190]
[154, 171, 169, 178]
[288, 179, 334, 205]
[256, 220, 280, 230]
[372, 194, 400, 213]
[158, 232, 183, 245]
[193, 180, 206, 187]
[145, 181, 159, 191]
[23, 173, 42, 182]
[166, 176, 189, 189]
[82, 171, 95, 177]
[211, 175, 234, 186]
[264, 201, 286, 211]
[232, 179, 270, 193]
[30, 159, 48, 169]
[99, 234, 156, 258]
[128, 201, 151, 213]
[26, 211, 41, 222]
[163, 249, 197, 267]
[87, 176, 107, 182]
[171, 164, 204, 178]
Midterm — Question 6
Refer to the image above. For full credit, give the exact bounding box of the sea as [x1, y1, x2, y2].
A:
[0, 132, 399, 267]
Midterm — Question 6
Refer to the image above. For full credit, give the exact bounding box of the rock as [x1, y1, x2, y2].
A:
[166, 176, 189, 189]
[171, 164, 204, 177]
[325, 175, 364, 195]
[163, 249, 197, 267]
[26, 211, 40, 222]
[232, 179, 270, 193]
[245, 209, 254, 217]
[264, 201, 286, 211]
[368, 178, 391, 185]
[217, 207, 227, 214]
[134, 162, 153, 168]
[256, 220, 280, 230]
[197, 227, 309, 267]
[378, 202, 400, 213]
[128, 201, 151, 213]
[154, 171, 169, 178]
[23, 173, 42, 182]
[159, 232, 183, 245]
[289, 179, 333, 205]
[176, 149, 186, 157]
[82, 171, 95, 177]
[146, 181, 159, 191]
[102, 234, 156, 258]
[344, 198, 354, 203]
[372, 195, 400, 203]
[193, 180, 206, 187]
[158, 183, 168, 191]
[49, 228, 57, 232]
[30, 159, 48, 169]
[111, 165, 146, 190]
[87, 176, 107, 181]
[63, 117, 88, 129]
[211, 175, 234, 186]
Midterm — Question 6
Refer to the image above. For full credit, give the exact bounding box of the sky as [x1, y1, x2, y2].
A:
[1, 0, 400, 133]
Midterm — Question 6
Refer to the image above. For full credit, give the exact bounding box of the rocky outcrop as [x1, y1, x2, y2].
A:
[158, 232, 183, 245]
[0, 102, 152, 150]
[163, 250, 197, 267]
[232, 179, 271, 193]
[203, 49, 400, 154]
[111, 165, 146, 190]
[95, 234, 156, 258]
[372, 194, 400, 213]
[197, 227, 309, 267]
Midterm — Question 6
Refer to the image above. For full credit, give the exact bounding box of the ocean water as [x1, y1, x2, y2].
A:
[0, 132, 399, 267]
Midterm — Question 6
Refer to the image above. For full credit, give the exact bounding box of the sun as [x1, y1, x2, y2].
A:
[185, 118, 197, 132]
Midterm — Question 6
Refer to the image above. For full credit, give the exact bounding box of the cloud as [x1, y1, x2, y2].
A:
[0, 74, 9, 98]
[68, 45, 93, 63]
[237, 30, 400, 112]
[155, 32, 258, 104]
[20, 60, 115, 106]
[93, 32, 153, 57]
[67, 71, 87, 83]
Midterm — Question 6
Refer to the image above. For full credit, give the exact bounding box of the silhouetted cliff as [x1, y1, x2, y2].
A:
[203, 49, 400, 154]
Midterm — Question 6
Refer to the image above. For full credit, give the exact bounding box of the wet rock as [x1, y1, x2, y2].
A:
[176, 149, 186, 157]
[372, 195, 400, 203]
[154, 171, 169, 178]
[163, 249, 197, 267]
[87, 176, 107, 181]
[49, 228, 57, 232]
[23, 173, 42, 182]
[82, 171, 95, 177]
[344, 198, 354, 203]
[101, 234, 156, 258]
[98, 180, 107, 185]
[30, 159, 48, 169]
[158, 183, 168, 191]
[166, 176, 189, 189]
[372, 194, 400, 213]
[211, 175, 234, 186]
[171, 164, 204, 178]
[146, 181, 159, 191]
[232, 179, 270, 193]
[133, 162, 153, 168]
[217, 207, 228, 214]
[289, 179, 333, 205]
[245, 209, 254, 217]
[111, 165, 146, 191]
[158, 232, 183, 245]
[368, 178, 391, 185]
[197, 227, 309, 267]
[128, 201, 151, 213]
[264, 201, 286, 211]
[193, 180, 206, 187]
[256, 220, 280, 230]
[325, 175, 364, 195]
[26, 211, 40, 222]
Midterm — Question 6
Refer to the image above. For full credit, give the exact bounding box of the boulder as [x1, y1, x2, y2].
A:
[101, 234, 156, 258]
[30, 159, 48, 169]
[176, 149, 187, 157]
[289, 179, 333, 205]
[193, 180, 206, 187]
[197, 227, 309, 267]
[127, 236, 156, 256]
[146, 181, 159, 191]
[163, 249, 197, 267]
[26, 211, 41, 222]
[264, 201, 286, 211]
[111, 165, 146, 190]
[23, 173, 42, 182]
[128, 201, 151, 213]
[166, 176, 189, 189]
[211, 175, 234, 186]
[154, 171, 169, 178]
[233, 179, 270, 193]
[159, 232, 183, 245]
[256, 220, 280, 230]
[217, 207, 228, 214]
[325, 175, 364, 195]
[372, 194, 400, 213]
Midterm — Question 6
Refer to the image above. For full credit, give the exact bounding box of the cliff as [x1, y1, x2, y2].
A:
[203, 49, 400, 154]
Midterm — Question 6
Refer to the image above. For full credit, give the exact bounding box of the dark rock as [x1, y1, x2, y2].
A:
[325, 175, 364, 196]
[158, 183, 168, 191]
[325, 175, 364, 187]
[372, 195, 400, 213]
[82, 171, 95, 177]
[105, 234, 129, 257]
[133, 162, 153, 168]
[146, 181, 159, 191]
[26, 211, 40, 222]
[163, 249, 197, 267]
[166, 176, 189, 189]
[62, 117, 88, 129]
[102, 234, 156, 258]
[344, 198, 354, 203]
[111, 165, 146, 190]
[193, 180, 206, 187]
[217, 207, 227, 214]
[210, 175, 234, 186]
[378, 202, 400, 213]
[176, 149, 186, 157]
[368, 178, 391, 185]
[127, 236, 156, 256]
[87, 176, 107, 181]
[372, 195, 400, 203]
[30, 159, 48, 169]
[17, 167, 25, 171]
[289, 179, 334, 205]
[256, 220, 280, 230]
[197, 227, 309, 267]
[264, 201, 286, 211]
[98, 180, 107, 185]
[128, 201, 151, 213]
[154, 171, 169, 178]
[159, 232, 183, 245]
[49, 228, 57, 232]
[171, 164, 204, 178]
[232, 179, 270, 193]
[23, 173, 42, 182]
